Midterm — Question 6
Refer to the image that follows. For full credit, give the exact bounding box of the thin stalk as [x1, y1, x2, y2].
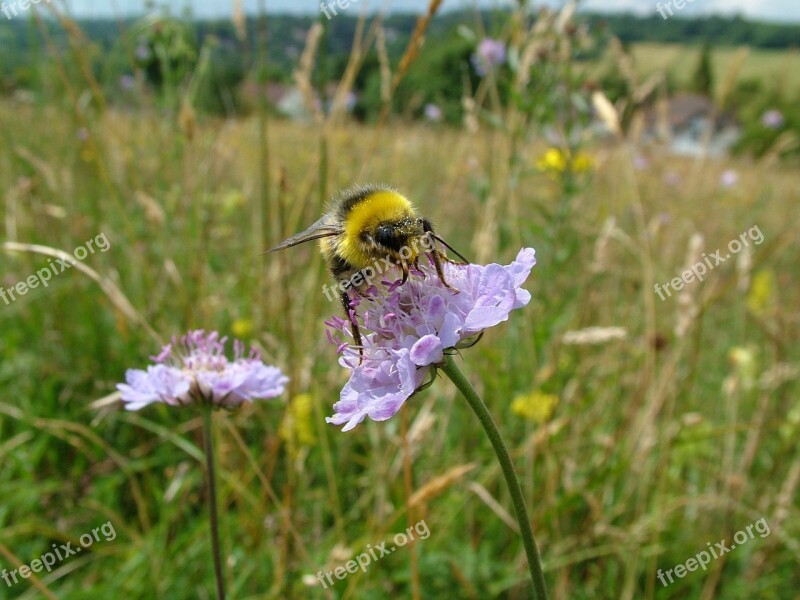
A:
[441, 355, 548, 600]
[202, 409, 226, 600]
[401, 405, 422, 600]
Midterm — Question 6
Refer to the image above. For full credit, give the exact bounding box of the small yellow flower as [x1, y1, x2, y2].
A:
[746, 270, 776, 318]
[537, 148, 567, 172]
[231, 318, 253, 339]
[572, 152, 593, 173]
[536, 148, 593, 174]
[280, 394, 317, 449]
[511, 392, 559, 424]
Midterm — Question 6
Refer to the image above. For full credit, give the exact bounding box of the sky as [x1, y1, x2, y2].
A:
[60, 0, 800, 23]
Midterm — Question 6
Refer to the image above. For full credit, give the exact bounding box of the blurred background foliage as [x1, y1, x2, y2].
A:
[2, 8, 800, 157]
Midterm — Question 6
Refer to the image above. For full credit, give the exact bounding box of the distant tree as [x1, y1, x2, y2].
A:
[194, 37, 247, 115]
[691, 44, 714, 97]
[389, 33, 477, 123]
[132, 16, 198, 94]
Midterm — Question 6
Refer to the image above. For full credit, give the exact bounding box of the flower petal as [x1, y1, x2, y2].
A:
[409, 334, 444, 366]
[117, 365, 191, 411]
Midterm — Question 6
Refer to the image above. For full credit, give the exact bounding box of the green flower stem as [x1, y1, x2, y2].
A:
[441, 355, 548, 600]
[202, 409, 226, 600]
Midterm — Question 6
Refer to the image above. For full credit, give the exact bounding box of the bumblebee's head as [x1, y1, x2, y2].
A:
[373, 218, 425, 252]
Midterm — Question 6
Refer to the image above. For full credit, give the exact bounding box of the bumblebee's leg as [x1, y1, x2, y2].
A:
[421, 219, 456, 291]
[341, 291, 364, 363]
[400, 260, 410, 284]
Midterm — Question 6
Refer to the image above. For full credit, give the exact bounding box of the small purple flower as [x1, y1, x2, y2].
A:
[344, 91, 358, 111]
[424, 103, 443, 122]
[119, 75, 136, 91]
[663, 171, 681, 187]
[472, 38, 506, 77]
[325, 249, 536, 431]
[135, 44, 151, 61]
[720, 169, 739, 188]
[633, 155, 649, 171]
[761, 109, 784, 129]
[117, 330, 288, 410]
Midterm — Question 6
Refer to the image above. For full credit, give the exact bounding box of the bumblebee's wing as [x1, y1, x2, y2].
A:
[265, 214, 342, 253]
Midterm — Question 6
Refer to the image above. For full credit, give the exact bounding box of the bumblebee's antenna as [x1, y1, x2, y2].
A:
[434, 234, 469, 264]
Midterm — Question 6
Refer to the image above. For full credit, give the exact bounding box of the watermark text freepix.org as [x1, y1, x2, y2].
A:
[656, 0, 696, 20]
[657, 517, 770, 587]
[316, 519, 430, 589]
[1, 232, 110, 306]
[321, 231, 437, 302]
[654, 225, 763, 301]
[319, 0, 359, 20]
[2, 521, 116, 588]
[2, 0, 52, 20]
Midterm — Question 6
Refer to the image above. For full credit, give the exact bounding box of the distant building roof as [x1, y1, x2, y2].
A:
[644, 92, 738, 131]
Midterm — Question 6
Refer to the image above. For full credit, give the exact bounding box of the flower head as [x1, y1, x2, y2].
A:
[761, 109, 784, 129]
[472, 38, 506, 76]
[536, 148, 593, 175]
[325, 249, 536, 431]
[135, 43, 151, 62]
[746, 269, 777, 318]
[119, 75, 136, 91]
[663, 171, 682, 187]
[511, 392, 559, 425]
[117, 330, 288, 411]
[720, 169, 739, 188]
[424, 103, 443, 122]
[279, 393, 317, 450]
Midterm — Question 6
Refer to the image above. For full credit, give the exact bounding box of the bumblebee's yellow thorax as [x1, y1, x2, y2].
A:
[338, 190, 415, 268]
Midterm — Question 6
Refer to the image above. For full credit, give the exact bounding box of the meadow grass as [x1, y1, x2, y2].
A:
[1, 13, 799, 600]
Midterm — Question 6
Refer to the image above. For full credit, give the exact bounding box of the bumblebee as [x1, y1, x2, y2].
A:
[267, 184, 466, 354]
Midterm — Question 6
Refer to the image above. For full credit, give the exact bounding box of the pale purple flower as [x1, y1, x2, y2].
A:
[325, 248, 536, 431]
[344, 91, 358, 111]
[761, 109, 784, 129]
[633, 155, 649, 170]
[424, 103, 443, 122]
[663, 171, 681, 187]
[117, 330, 288, 411]
[135, 44, 151, 61]
[472, 38, 506, 76]
[720, 169, 739, 188]
[119, 75, 136, 91]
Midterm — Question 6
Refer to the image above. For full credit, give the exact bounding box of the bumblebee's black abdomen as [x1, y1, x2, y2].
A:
[329, 253, 357, 280]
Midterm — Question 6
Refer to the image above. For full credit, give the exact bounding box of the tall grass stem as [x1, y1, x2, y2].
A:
[202, 409, 226, 600]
